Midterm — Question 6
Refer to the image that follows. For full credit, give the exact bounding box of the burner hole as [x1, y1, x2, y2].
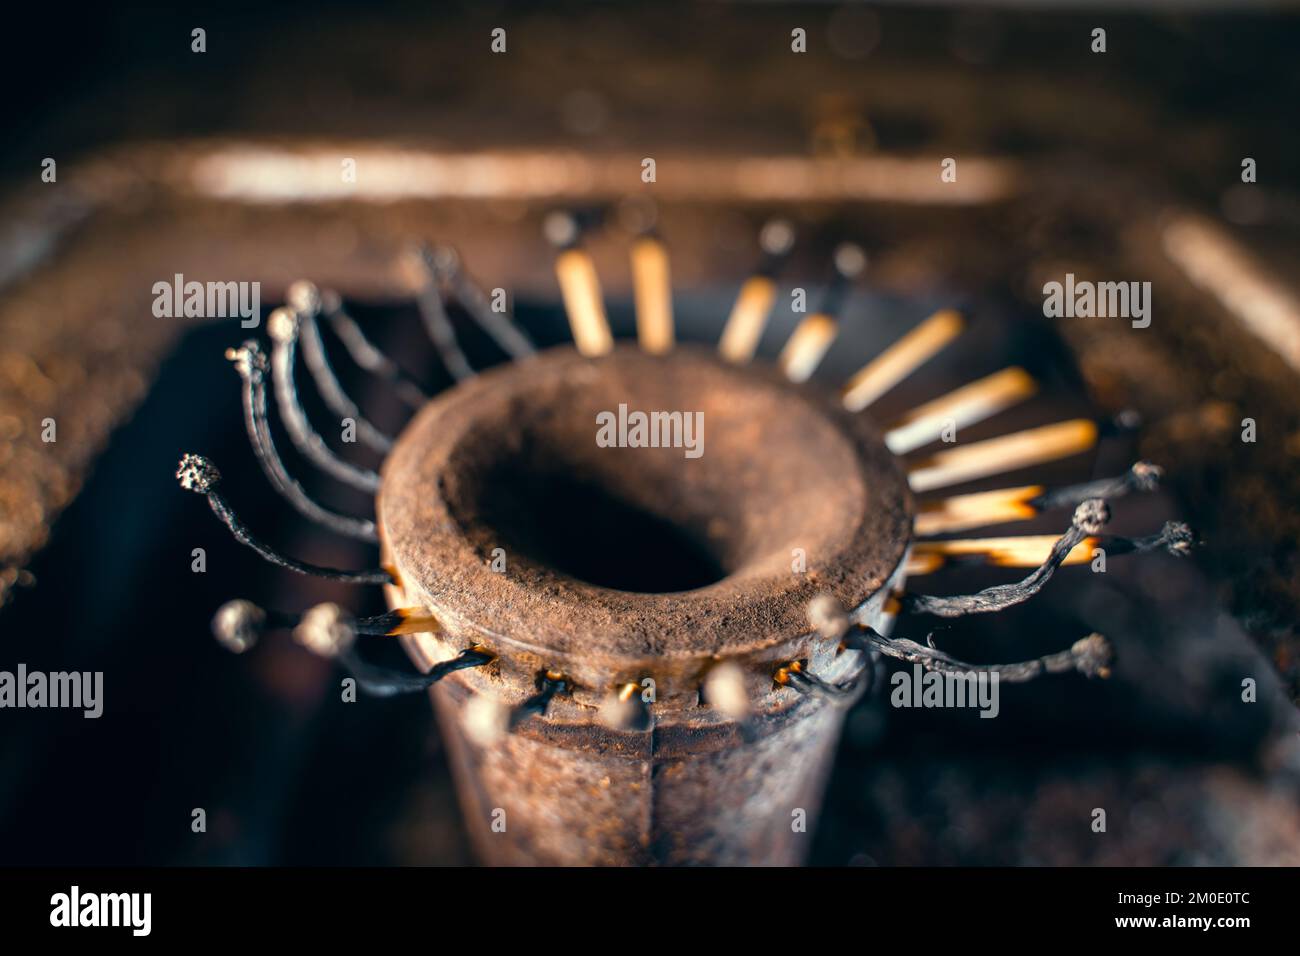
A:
[419, 346, 880, 603]
[476, 464, 728, 593]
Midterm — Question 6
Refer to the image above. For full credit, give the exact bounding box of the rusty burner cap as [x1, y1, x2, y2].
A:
[379, 343, 911, 708]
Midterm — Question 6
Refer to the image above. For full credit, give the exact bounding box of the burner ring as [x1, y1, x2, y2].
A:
[380, 342, 912, 707]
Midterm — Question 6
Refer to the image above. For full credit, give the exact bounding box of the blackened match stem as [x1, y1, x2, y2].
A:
[902, 499, 1110, 618]
[204, 488, 391, 583]
[778, 662, 861, 702]
[176, 453, 390, 584]
[267, 309, 382, 493]
[297, 307, 395, 453]
[903, 499, 1195, 617]
[210, 600, 434, 653]
[1027, 461, 1162, 512]
[913, 460, 1166, 536]
[228, 342, 378, 542]
[843, 627, 1114, 682]
[410, 246, 476, 382]
[1099, 521, 1197, 557]
[339, 646, 493, 698]
[508, 673, 568, 730]
[323, 298, 430, 409]
[817, 242, 867, 317]
[430, 245, 537, 360]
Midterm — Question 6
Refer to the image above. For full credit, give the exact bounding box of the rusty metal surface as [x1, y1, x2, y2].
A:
[381, 344, 910, 695]
[432, 674, 856, 866]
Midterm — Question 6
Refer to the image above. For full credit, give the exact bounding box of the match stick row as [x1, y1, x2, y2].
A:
[552, 227, 1102, 538]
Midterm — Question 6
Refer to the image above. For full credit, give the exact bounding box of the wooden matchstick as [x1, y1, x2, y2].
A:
[913, 485, 1044, 536]
[778, 313, 838, 382]
[718, 275, 777, 363]
[631, 235, 675, 355]
[905, 535, 1097, 575]
[777, 243, 865, 382]
[717, 219, 795, 363]
[885, 367, 1037, 455]
[556, 247, 614, 356]
[907, 418, 1099, 493]
[382, 607, 443, 636]
[841, 309, 965, 412]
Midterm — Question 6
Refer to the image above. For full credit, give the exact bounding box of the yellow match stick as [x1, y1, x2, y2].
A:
[841, 309, 965, 412]
[777, 243, 865, 382]
[718, 275, 777, 363]
[385, 608, 442, 636]
[631, 236, 674, 355]
[885, 367, 1037, 455]
[913, 485, 1045, 536]
[905, 535, 1097, 576]
[556, 247, 613, 356]
[718, 219, 795, 363]
[903, 551, 947, 576]
[778, 313, 839, 382]
[907, 419, 1099, 493]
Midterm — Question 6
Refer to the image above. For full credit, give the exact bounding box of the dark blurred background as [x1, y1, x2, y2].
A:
[0, 2, 1298, 865]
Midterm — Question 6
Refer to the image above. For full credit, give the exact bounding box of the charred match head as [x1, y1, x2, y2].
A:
[211, 598, 266, 654]
[176, 453, 221, 494]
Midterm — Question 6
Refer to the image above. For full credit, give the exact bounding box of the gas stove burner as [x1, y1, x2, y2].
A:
[175, 217, 1193, 865]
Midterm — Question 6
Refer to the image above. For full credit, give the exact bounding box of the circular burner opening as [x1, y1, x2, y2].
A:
[440, 350, 869, 595]
[473, 462, 727, 593]
[380, 344, 911, 661]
